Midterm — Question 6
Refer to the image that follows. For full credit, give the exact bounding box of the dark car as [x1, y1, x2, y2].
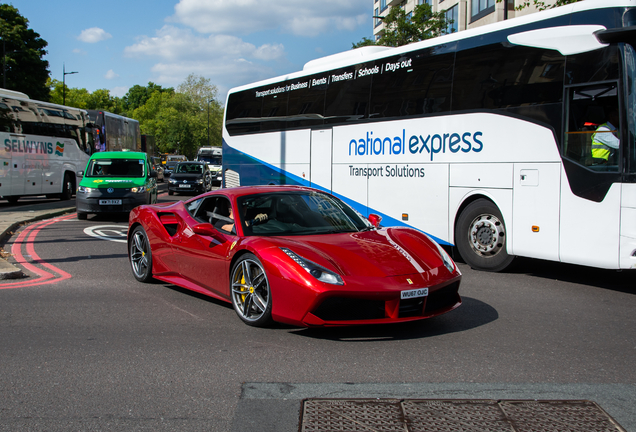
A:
[168, 161, 212, 195]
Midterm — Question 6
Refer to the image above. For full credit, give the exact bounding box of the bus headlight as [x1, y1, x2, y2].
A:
[131, 186, 146, 193]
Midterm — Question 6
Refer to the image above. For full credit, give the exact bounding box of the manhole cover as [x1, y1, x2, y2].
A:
[300, 399, 626, 432]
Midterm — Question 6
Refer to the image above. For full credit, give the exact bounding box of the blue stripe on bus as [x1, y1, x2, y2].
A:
[222, 140, 451, 246]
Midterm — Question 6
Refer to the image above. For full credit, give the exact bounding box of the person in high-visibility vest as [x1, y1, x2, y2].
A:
[591, 109, 620, 164]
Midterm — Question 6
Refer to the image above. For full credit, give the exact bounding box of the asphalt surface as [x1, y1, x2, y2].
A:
[1, 196, 634, 431]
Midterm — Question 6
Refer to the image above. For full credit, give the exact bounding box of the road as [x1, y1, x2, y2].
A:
[0, 189, 635, 431]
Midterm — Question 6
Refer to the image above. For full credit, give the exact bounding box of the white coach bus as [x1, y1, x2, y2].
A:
[222, 0, 636, 271]
[0, 89, 92, 203]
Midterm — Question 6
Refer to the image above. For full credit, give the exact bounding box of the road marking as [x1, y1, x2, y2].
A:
[84, 225, 128, 243]
[1, 214, 75, 289]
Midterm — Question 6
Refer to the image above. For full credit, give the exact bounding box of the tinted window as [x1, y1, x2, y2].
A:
[324, 64, 372, 125]
[453, 43, 564, 111]
[370, 46, 454, 119]
[238, 191, 371, 236]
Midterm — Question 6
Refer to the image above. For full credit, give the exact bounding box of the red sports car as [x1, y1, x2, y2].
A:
[127, 185, 461, 327]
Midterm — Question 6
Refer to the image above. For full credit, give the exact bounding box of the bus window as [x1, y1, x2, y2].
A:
[624, 43, 636, 174]
[565, 84, 620, 171]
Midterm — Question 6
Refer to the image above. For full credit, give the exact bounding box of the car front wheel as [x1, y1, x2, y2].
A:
[230, 253, 273, 327]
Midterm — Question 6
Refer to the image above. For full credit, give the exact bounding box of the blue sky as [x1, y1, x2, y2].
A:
[10, 0, 372, 103]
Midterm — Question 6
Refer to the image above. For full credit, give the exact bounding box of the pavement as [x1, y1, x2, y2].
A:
[0, 199, 76, 279]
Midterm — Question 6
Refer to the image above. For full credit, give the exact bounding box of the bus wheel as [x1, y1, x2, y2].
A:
[7, 196, 19, 204]
[455, 199, 515, 272]
[60, 174, 73, 201]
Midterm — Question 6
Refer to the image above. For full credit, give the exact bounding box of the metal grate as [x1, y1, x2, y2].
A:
[300, 399, 627, 432]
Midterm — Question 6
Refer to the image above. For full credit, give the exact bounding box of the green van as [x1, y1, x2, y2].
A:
[76, 151, 158, 220]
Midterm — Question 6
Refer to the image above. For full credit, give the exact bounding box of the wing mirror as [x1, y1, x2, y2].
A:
[192, 223, 218, 236]
[368, 213, 382, 228]
[192, 223, 226, 241]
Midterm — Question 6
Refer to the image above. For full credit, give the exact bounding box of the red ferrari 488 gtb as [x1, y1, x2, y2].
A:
[128, 185, 461, 327]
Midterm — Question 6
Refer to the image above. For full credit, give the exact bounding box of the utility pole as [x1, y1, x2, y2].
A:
[63, 64, 78, 105]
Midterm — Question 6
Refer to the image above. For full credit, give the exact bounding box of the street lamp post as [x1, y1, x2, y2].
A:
[63, 64, 78, 105]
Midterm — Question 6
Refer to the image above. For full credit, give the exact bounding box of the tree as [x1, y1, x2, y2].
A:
[122, 82, 173, 117]
[0, 4, 49, 100]
[47, 79, 124, 113]
[352, 37, 376, 49]
[133, 75, 223, 158]
[503, 0, 580, 11]
[353, 4, 451, 48]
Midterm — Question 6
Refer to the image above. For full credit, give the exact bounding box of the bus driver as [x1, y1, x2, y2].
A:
[591, 109, 620, 164]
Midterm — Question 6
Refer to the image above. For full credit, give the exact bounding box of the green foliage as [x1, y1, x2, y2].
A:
[122, 82, 173, 117]
[48, 78, 124, 113]
[497, 0, 580, 11]
[49, 73, 223, 160]
[0, 4, 50, 100]
[354, 4, 451, 48]
[133, 74, 223, 159]
[352, 37, 377, 49]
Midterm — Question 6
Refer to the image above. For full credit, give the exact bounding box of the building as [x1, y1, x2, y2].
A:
[372, 0, 560, 39]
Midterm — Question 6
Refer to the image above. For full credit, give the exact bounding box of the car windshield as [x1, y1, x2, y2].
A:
[198, 155, 222, 165]
[238, 191, 372, 236]
[175, 163, 203, 174]
[86, 159, 144, 177]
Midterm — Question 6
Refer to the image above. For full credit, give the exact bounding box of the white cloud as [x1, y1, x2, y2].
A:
[72, 48, 87, 55]
[170, 0, 368, 37]
[124, 26, 283, 62]
[110, 86, 129, 98]
[124, 26, 283, 100]
[105, 69, 119, 80]
[77, 27, 113, 43]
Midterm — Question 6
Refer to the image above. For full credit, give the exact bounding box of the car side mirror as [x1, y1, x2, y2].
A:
[150, 170, 157, 178]
[77, 170, 84, 177]
[192, 222, 223, 239]
[368, 213, 382, 228]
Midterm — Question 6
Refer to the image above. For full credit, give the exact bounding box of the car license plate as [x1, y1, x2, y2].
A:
[179, 184, 191, 188]
[401, 288, 428, 299]
[99, 199, 122, 205]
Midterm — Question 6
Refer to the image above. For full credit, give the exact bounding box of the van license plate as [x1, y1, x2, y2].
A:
[99, 199, 122, 205]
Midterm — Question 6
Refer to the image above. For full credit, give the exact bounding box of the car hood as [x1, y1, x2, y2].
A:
[269, 227, 445, 278]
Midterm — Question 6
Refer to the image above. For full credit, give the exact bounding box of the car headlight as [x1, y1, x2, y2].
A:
[169, 179, 177, 184]
[77, 186, 94, 193]
[280, 248, 343, 285]
[422, 234, 458, 274]
[197, 179, 204, 184]
[131, 186, 146, 193]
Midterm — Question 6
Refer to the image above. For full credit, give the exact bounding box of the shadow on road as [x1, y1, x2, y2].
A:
[288, 296, 496, 342]
[505, 258, 635, 295]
